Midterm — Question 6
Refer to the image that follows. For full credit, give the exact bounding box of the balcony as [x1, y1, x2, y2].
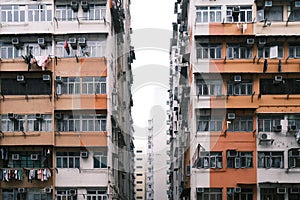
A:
[55, 132, 107, 147]
[0, 131, 54, 146]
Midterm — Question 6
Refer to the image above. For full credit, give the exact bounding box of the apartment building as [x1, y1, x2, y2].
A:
[134, 147, 146, 200]
[0, 0, 135, 200]
[146, 119, 154, 200]
[168, 0, 300, 200]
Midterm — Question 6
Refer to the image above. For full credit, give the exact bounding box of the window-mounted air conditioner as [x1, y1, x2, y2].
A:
[55, 76, 62, 83]
[54, 113, 63, 120]
[234, 187, 241, 193]
[291, 188, 300, 194]
[259, 132, 272, 140]
[80, 151, 89, 158]
[45, 187, 52, 193]
[81, 1, 89, 12]
[295, 1, 300, 8]
[112, 88, 118, 95]
[35, 113, 44, 120]
[273, 125, 282, 132]
[12, 154, 20, 160]
[247, 38, 254, 45]
[275, 75, 283, 82]
[12, 38, 19, 45]
[37, 38, 45, 45]
[68, 38, 77, 48]
[43, 75, 51, 81]
[78, 37, 86, 46]
[265, 1, 272, 7]
[71, 1, 79, 12]
[258, 38, 266, 45]
[196, 188, 204, 193]
[289, 125, 297, 131]
[227, 113, 235, 120]
[234, 75, 242, 82]
[8, 113, 17, 120]
[18, 188, 26, 193]
[277, 187, 286, 194]
[69, 189, 77, 195]
[232, 6, 240, 13]
[227, 150, 238, 157]
[31, 154, 38, 160]
[17, 75, 25, 82]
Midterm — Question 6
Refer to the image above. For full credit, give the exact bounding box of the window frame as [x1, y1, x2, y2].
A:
[1, 5, 25, 23]
[55, 4, 78, 21]
[82, 4, 106, 20]
[196, 43, 222, 60]
[258, 151, 284, 168]
[196, 6, 222, 23]
[93, 152, 108, 169]
[226, 6, 252, 23]
[226, 44, 253, 59]
[56, 152, 80, 168]
[227, 151, 253, 168]
[196, 79, 223, 96]
[28, 4, 52, 22]
[196, 151, 223, 169]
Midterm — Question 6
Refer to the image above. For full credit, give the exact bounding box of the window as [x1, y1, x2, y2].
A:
[226, 6, 252, 22]
[56, 152, 80, 168]
[258, 115, 282, 132]
[1, 114, 25, 132]
[196, 79, 222, 96]
[137, 181, 143, 184]
[196, 6, 222, 23]
[136, 173, 143, 176]
[227, 81, 253, 96]
[288, 45, 300, 58]
[258, 45, 284, 58]
[87, 189, 107, 200]
[260, 188, 284, 200]
[28, 4, 52, 22]
[27, 114, 52, 132]
[93, 152, 107, 168]
[61, 77, 80, 94]
[264, 6, 283, 21]
[196, 43, 222, 59]
[227, 188, 253, 200]
[260, 78, 300, 95]
[136, 158, 143, 161]
[7, 151, 51, 168]
[27, 44, 52, 57]
[137, 197, 143, 199]
[226, 44, 253, 59]
[136, 166, 143, 169]
[1, 5, 25, 22]
[55, 5, 78, 21]
[82, 4, 106, 20]
[258, 151, 284, 168]
[0, 45, 20, 59]
[136, 150, 143, 153]
[196, 109, 223, 132]
[56, 189, 77, 200]
[227, 117, 253, 132]
[82, 77, 106, 94]
[197, 188, 222, 200]
[85, 41, 106, 57]
[195, 151, 222, 169]
[56, 114, 106, 132]
[137, 189, 143, 191]
[288, 149, 300, 168]
[227, 151, 253, 168]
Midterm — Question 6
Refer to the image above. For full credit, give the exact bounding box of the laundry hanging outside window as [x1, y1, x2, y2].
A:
[64, 40, 70, 55]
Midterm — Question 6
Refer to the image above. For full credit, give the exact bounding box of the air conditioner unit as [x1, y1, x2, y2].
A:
[71, 1, 79, 11]
[227, 113, 236, 120]
[234, 187, 241, 193]
[247, 38, 254, 45]
[295, 1, 300, 8]
[258, 38, 266, 45]
[43, 75, 51, 81]
[8, 113, 16, 120]
[69, 189, 77, 195]
[273, 125, 282, 132]
[277, 187, 286, 194]
[45, 187, 52, 193]
[18, 188, 26, 193]
[275, 75, 283, 82]
[289, 125, 297, 131]
[196, 188, 204, 193]
[232, 6, 240, 13]
[227, 150, 238, 157]
[55, 76, 62, 83]
[81, 1, 89, 12]
[80, 151, 89, 158]
[35, 113, 44, 120]
[78, 37, 86, 46]
[68, 38, 77, 48]
[265, 1, 272, 7]
[291, 188, 300, 194]
[260, 132, 271, 140]
[37, 38, 45, 44]
[234, 75, 242, 82]
[31, 154, 38, 160]
[17, 75, 25, 82]
[12, 154, 20, 160]
[54, 113, 63, 120]
[12, 38, 19, 45]
[112, 88, 118, 95]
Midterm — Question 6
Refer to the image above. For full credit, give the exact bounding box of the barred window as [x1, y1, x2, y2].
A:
[56, 152, 80, 168]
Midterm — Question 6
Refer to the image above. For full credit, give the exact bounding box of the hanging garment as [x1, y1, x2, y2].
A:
[64, 40, 70, 55]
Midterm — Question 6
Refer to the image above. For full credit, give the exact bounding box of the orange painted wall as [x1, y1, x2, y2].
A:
[209, 23, 254, 36]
